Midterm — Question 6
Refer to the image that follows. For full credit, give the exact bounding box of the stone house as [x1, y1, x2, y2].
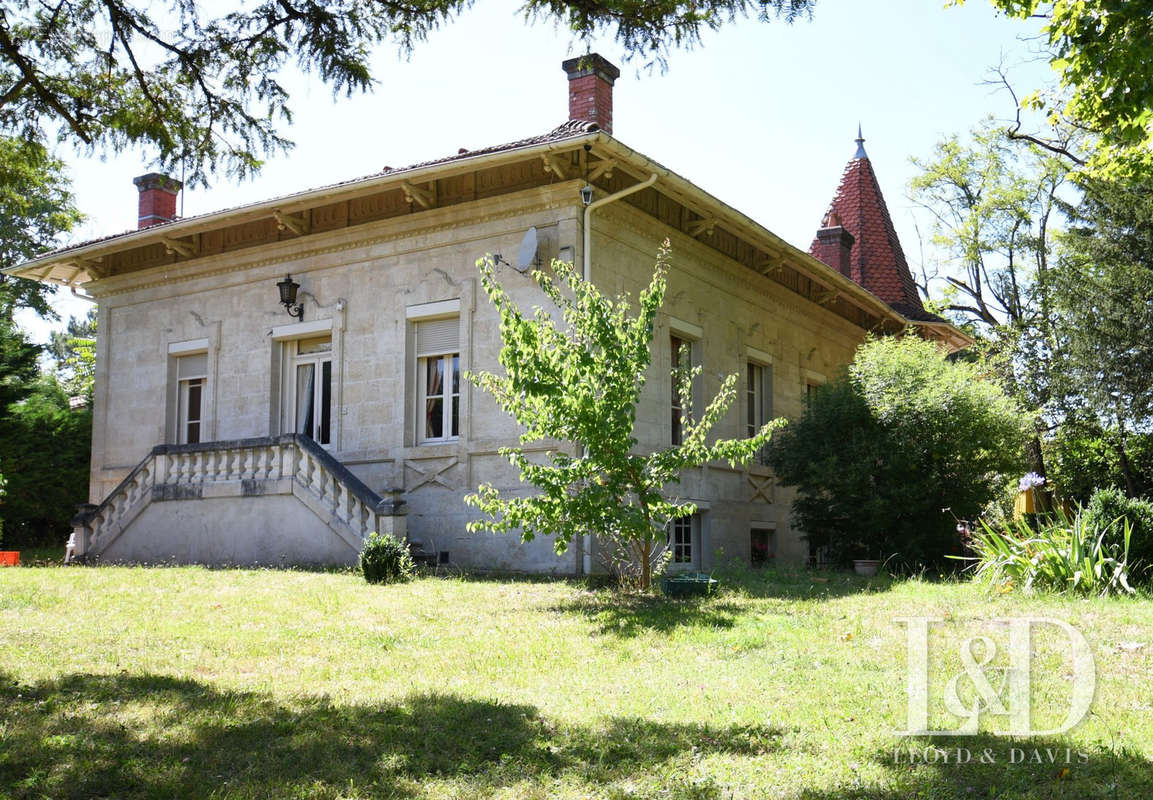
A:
[6, 54, 967, 572]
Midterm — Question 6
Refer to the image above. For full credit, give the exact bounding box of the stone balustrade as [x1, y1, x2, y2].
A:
[69, 434, 405, 563]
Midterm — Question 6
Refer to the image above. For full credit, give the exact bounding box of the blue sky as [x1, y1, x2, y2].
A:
[20, 0, 1054, 340]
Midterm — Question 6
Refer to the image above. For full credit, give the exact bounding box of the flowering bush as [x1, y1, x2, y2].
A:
[1018, 472, 1047, 492]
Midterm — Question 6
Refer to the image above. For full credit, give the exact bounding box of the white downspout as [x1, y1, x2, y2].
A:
[582, 173, 659, 282]
[580, 172, 659, 575]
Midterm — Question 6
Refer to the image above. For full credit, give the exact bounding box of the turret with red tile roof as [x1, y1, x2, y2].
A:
[810, 128, 938, 322]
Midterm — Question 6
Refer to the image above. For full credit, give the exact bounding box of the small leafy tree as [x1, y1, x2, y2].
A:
[768, 335, 1028, 569]
[465, 242, 780, 591]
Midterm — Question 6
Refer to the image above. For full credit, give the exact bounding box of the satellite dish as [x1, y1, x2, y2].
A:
[516, 227, 539, 273]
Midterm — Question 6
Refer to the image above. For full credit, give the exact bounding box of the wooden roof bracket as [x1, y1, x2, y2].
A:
[161, 236, 198, 258]
[541, 153, 571, 180]
[686, 217, 716, 238]
[588, 159, 616, 181]
[68, 256, 106, 280]
[273, 210, 310, 236]
[399, 181, 434, 209]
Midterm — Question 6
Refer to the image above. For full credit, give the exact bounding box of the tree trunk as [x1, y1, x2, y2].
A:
[1117, 435, 1139, 499]
[640, 542, 651, 592]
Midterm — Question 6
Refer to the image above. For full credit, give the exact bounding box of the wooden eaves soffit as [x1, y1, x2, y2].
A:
[5, 128, 924, 338]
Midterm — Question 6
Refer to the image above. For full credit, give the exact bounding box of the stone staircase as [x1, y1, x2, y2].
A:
[69, 434, 405, 565]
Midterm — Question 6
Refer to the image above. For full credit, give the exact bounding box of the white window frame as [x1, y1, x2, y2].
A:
[177, 372, 206, 445]
[667, 318, 702, 447]
[282, 336, 334, 447]
[666, 513, 701, 572]
[270, 315, 343, 448]
[408, 303, 462, 445]
[417, 351, 460, 443]
[166, 337, 215, 445]
[745, 350, 773, 466]
[177, 378, 205, 444]
[671, 334, 693, 446]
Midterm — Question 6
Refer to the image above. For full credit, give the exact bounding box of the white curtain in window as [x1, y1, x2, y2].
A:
[296, 363, 315, 435]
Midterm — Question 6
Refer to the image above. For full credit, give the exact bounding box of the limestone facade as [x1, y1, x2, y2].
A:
[8, 59, 967, 568]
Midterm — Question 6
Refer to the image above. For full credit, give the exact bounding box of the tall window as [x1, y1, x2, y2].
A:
[175, 353, 207, 444]
[415, 317, 460, 443]
[670, 515, 694, 565]
[805, 381, 820, 407]
[746, 362, 773, 464]
[671, 335, 693, 445]
[287, 336, 332, 445]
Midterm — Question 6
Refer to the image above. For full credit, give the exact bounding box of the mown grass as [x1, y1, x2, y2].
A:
[0, 562, 1150, 799]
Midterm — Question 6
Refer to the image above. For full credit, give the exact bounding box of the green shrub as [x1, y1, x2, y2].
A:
[1047, 424, 1153, 504]
[767, 336, 1028, 569]
[1082, 488, 1153, 581]
[960, 511, 1134, 597]
[359, 532, 415, 584]
[0, 378, 92, 548]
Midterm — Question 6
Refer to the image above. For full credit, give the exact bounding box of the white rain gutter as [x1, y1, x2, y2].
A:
[579, 171, 658, 575]
[582, 173, 658, 283]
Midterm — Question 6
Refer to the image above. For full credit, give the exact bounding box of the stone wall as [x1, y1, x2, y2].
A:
[88, 180, 865, 570]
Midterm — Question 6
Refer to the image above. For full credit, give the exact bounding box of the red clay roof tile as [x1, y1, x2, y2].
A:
[809, 144, 928, 317]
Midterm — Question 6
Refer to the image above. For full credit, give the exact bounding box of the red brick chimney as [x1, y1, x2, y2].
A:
[133, 172, 182, 229]
[561, 53, 620, 134]
[814, 212, 855, 278]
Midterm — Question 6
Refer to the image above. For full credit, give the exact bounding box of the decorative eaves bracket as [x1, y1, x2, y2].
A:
[588, 159, 616, 181]
[540, 154, 570, 180]
[62, 256, 105, 281]
[161, 236, 198, 258]
[757, 257, 783, 276]
[399, 180, 435, 209]
[816, 288, 840, 306]
[686, 217, 716, 238]
[273, 210, 310, 236]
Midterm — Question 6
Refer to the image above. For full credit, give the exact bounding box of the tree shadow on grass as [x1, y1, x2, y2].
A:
[548, 592, 747, 637]
[797, 732, 1153, 800]
[713, 565, 902, 601]
[0, 671, 785, 799]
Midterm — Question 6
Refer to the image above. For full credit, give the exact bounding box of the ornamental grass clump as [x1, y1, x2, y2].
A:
[359, 532, 415, 584]
[959, 510, 1135, 597]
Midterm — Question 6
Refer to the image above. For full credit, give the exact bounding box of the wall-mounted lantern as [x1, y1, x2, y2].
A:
[277, 274, 304, 320]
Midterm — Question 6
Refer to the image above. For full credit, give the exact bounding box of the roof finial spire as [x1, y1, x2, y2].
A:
[854, 123, 868, 159]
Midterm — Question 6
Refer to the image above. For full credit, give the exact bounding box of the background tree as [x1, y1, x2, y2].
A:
[465, 243, 779, 590]
[0, 136, 85, 550]
[0, 313, 39, 412]
[0, 0, 814, 184]
[909, 119, 1069, 477]
[767, 335, 1028, 569]
[978, 1, 1153, 178]
[1048, 422, 1153, 505]
[49, 308, 97, 402]
[1051, 177, 1153, 497]
[0, 136, 81, 316]
[0, 373, 92, 548]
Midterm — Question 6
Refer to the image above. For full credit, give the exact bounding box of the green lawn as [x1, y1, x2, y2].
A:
[0, 562, 1150, 799]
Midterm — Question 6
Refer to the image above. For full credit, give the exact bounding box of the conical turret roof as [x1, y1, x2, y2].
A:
[809, 130, 932, 320]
